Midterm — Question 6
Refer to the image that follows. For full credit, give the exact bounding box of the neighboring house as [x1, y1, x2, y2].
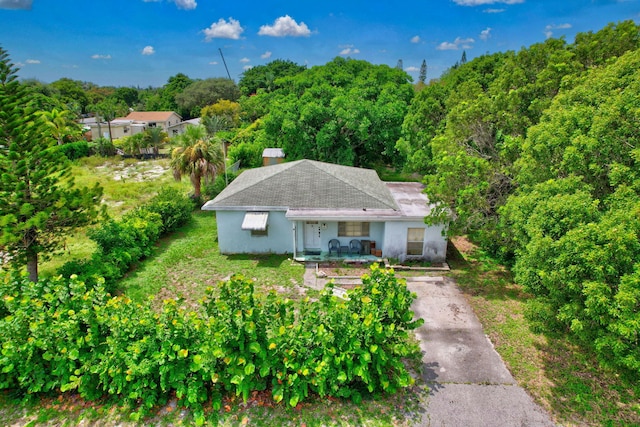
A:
[262, 148, 285, 166]
[167, 117, 201, 136]
[86, 111, 182, 140]
[201, 159, 448, 262]
[123, 111, 182, 133]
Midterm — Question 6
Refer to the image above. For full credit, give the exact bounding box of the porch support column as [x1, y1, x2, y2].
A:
[292, 222, 297, 258]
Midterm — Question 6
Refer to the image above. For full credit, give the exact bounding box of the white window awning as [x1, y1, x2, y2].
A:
[241, 212, 269, 231]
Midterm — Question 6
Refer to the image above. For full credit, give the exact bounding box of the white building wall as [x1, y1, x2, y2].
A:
[383, 221, 448, 262]
[293, 221, 385, 254]
[215, 210, 292, 254]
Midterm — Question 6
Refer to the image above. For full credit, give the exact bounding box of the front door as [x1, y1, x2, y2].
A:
[304, 222, 321, 250]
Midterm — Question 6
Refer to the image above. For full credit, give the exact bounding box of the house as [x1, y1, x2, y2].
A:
[201, 159, 448, 262]
[167, 117, 201, 136]
[86, 111, 182, 140]
[123, 111, 182, 133]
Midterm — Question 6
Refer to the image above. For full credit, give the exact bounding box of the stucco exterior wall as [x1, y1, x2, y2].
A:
[293, 220, 385, 254]
[215, 210, 292, 254]
[383, 221, 447, 262]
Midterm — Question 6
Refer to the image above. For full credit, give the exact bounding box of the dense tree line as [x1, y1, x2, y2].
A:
[401, 20, 640, 375]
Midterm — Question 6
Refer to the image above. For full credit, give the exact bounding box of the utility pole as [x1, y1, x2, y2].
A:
[219, 48, 232, 80]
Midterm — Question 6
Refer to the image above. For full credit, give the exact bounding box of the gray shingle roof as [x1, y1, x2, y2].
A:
[204, 159, 399, 210]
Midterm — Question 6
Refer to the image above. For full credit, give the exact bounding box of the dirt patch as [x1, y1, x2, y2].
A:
[317, 262, 371, 278]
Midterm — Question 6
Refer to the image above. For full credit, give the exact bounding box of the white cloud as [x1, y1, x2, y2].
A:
[437, 36, 475, 50]
[240, 57, 250, 63]
[261, 51, 272, 59]
[479, 27, 492, 41]
[258, 15, 311, 37]
[173, 0, 196, 9]
[209, 61, 218, 65]
[339, 45, 360, 55]
[25, 59, 40, 64]
[91, 54, 112, 60]
[0, 0, 32, 10]
[405, 66, 419, 72]
[484, 8, 505, 13]
[453, 0, 523, 5]
[243, 65, 253, 71]
[544, 23, 572, 38]
[141, 46, 155, 55]
[143, 0, 196, 9]
[203, 17, 244, 41]
[411, 35, 421, 43]
[437, 42, 458, 50]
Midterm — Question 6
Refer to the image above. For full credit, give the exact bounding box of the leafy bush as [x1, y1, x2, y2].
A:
[202, 171, 237, 200]
[89, 137, 116, 157]
[58, 192, 189, 290]
[59, 140, 90, 160]
[144, 187, 194, 234]
[0, 265, 422, 424]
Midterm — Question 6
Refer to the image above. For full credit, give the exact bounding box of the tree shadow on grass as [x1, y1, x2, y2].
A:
[534, 334, 640, 426]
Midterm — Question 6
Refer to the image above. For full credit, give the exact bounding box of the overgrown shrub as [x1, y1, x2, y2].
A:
[202, 171, 238, 201]
[144, 187, 194, 234]
[59, 140, 90, 160]
[89, 137, 116, 157]
[0, 265, 422, 424]
[58, 191, 191, 290]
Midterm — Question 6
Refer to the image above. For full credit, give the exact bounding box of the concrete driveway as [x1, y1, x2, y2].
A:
[407, 276, 556, 427]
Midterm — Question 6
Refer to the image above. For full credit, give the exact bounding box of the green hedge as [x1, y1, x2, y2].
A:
[59, 141, 91, 160]
[57, 189, 194, 291]
[0, 265, 423, 424]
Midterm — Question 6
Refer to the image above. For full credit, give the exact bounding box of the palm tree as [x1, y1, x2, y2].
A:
[170, 125, 224, 198]
[38, 108, 81, 145]
[142, 127, 168, 155]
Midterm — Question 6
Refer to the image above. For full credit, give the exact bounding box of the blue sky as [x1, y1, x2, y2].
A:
[0, 0, 638, 87]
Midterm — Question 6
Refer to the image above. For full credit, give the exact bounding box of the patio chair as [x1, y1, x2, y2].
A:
[328, 239, 340, 256]
[349, 239, 363, 255]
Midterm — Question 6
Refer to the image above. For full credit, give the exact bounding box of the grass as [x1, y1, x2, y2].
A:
[447, 236, 640, 427]
[119, 211, 307, 306]
[39, 156, 191, 277]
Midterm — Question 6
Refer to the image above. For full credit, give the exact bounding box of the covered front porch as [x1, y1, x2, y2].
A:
[293, 250, 382, 263]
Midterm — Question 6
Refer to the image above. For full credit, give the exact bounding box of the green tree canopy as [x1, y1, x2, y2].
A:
[252, 57, 414, 167]
[0, 47, 104, 282]
[238, 59, 306, 96]
[175, 78, 240, 119]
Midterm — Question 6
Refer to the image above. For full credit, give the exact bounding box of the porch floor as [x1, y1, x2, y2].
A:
[294, 251, 382, 263]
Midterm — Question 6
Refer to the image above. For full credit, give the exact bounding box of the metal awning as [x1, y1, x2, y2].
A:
[241, 212, 269, 230]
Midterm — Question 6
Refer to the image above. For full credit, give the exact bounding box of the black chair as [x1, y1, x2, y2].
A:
[349, 239, 362, 255]
[328, 239, 340, 256]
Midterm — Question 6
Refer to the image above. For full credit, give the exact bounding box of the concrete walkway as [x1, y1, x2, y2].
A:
[407, 276, 555, 427]
[303, 264, 556, 426]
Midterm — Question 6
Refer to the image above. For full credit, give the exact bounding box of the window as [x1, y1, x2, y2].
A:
[406, 228, 424, 256]
[338, 222, 369, 237]
[251, 227, 268, 237]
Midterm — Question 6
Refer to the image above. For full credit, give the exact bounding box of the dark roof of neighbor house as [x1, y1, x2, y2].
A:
[202, 159, 400, 211]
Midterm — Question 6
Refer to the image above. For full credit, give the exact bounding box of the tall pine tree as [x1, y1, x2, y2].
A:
[0, 46, 104, 282]
[419, 59, 427, 84]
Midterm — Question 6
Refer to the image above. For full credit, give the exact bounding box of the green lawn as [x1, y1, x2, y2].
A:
[118, 211, 308, 306]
